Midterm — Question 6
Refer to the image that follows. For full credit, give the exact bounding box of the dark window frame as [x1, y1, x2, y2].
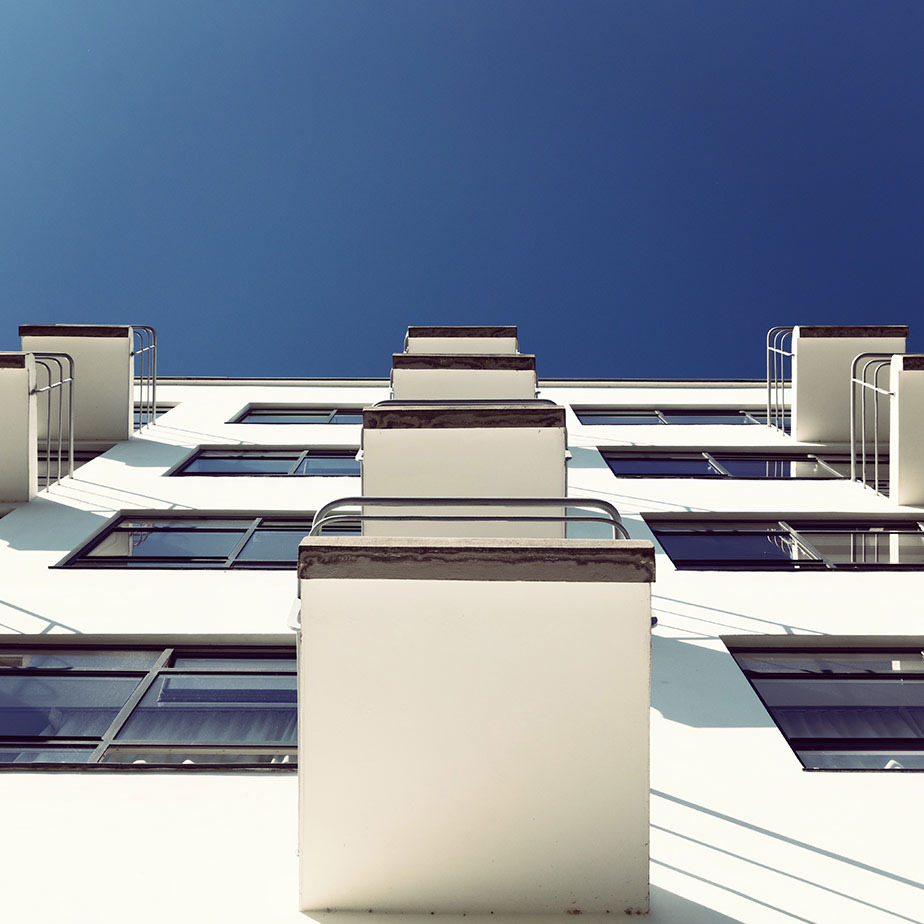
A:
[574, 408, 791, 428]
[0, 639, 297, 771]
[648, 518, 924, 571]
[229, 406, 364, 425]
[725, 639, 924, 771]
[170, 447, 360, 477]
[59, 513, 359, 570]
[602, 451, 853, 479]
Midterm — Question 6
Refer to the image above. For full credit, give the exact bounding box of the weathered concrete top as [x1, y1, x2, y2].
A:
[19, 324, 132, 338]
[796, 325, 909, 339]
[392, 353, 536, 371]
[299, 536, 655, 583]
[0, 353, 28, 369]
[0, 633, 294, 648]
[363, 404, 565, 429]
[896, 354, 924, 371]
[407, 326, 517, 338]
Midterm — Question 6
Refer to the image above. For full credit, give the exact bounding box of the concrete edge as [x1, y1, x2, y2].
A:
[363, 405, 566, 429]
[797, 325, 909, 339]
[407, 326, 517, 338]
[298, 536, 655, 583]
[20, 324, 132, 338]
[392, 354, 536, 371]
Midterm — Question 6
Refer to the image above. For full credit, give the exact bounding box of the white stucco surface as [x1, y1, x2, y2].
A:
[0, 378, 921, 922]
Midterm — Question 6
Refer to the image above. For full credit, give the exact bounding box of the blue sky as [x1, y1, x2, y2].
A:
[1, 1, 922, 378]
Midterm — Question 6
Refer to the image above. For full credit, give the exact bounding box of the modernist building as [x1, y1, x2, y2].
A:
[0, 323, 922, 923]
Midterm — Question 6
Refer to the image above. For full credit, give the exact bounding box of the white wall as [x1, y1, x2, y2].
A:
[0, 378, 921, 923]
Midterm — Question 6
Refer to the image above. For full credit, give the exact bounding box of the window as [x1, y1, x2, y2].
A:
[0, 642, 296, 769]
[726, 641, 924, 771]
[133, 404, 174, 429]
[232, 407, 364, 425]
[603, 452, 852, 479]
[173, 448, 360, 477]
[649, 519, 924, 570]
[63, 515, 359, 569]
[575, 408, 786, 426]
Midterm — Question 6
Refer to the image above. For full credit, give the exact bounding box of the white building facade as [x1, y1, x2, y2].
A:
[0, 324, 922, 923]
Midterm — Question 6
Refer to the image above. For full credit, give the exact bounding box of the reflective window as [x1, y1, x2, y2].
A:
[232, 407, 364, 424]
[728, 642, 924, 770]
[0, 644, 297, 769]
[174, 449, 360, 477]
[649, 520, 924, 570]
[575, 408, 774, 425]
[133, 404, 173, 429]
[603, 452, 852, 479]
[65, 515, 359, 569]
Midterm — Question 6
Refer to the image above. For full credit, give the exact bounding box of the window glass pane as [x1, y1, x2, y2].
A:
[654, 530, 810, 564]
[0, 675, 141, 736]
[172, 656, 297, 670]
[798, 750, 924, 770]
[241, 410, 333, 423]
[100, 747, 296, 765]
[0, 746, 95, 764]
[753, 678, 924, 738]
[330, 412, 364, 425]
[734, 651, 924, 674]
[115, 674, 297, 743]
[662, 411, 754, 424]
[182, 454, 300, 475]
[714, 456, 841, 478]
[577, 412, 663, 425]
[0, 650, 159, 670]
[605, 456, 717, 477]
[87, 528, 245, 559]
[235, 528, 310, 563]
[798, 530, 924, 565]
[296, 454, 361, 476]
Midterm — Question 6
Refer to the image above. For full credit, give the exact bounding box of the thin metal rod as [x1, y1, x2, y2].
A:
[310, 495, 628, 539]
[311, 513, 627, 539]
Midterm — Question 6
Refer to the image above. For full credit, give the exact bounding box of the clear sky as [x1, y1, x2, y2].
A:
[1, 1, 922, 378]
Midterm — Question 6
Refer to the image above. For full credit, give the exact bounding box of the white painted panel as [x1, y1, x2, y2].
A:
[407, 337, 519, 355]
[392, 368, 537, 400]
[792, 331, 905, 442]
[0, 356, 37, 502]
[890, 357, 924, 506]
[21, 332, 133, 442]
[299, 577, 651, 915]
[362, 426, 566, 537]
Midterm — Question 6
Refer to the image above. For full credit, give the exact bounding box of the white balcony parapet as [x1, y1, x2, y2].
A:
[391, 352, 537, 401]
[361, 403, 567, 538]
[19, 324, 157, 442]
[889, 354, 924, 506]
[404, 325, 519, 356]
[298, 535, 655, 919]
[779, 325, 908, 442]
[0, 353, 38, 502]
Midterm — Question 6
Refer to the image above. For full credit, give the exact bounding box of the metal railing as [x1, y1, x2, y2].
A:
[132, 326, 158, 429]
[32, 353, 75, 489]
[850, 352, 895, 495]
[371, 398, 559, 409]
[309, 496, 629, 539]
[766, 326, 793, 432]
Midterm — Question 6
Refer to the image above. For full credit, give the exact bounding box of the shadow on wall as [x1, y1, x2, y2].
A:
[648, 884, 742, 923]
[0, 498, 110, 553]
[651, 635, 774, 729]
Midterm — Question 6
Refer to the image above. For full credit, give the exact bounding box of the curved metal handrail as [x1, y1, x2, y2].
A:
[132, 325, 158, 429]
[309, 496, 629, 540]
[849, 351, 895, 491]
[32, 352, 75, 488]
[766, 326, 793, 432]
